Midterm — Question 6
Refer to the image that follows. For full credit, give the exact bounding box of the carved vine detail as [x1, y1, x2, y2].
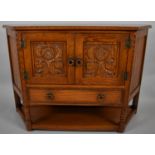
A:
[84, 42, 119, 77]
[31, 42, 66, 76]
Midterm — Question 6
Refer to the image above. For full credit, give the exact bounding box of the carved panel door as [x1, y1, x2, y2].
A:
[75, 33, 129, 85]
[23, 32, 74, 84]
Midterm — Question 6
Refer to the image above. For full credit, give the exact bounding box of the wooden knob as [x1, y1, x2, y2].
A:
[46, 92, 54, 100]
[68, 58, 75, 66]
[76, 58, 83, 66]
[97, 94, 105, 102]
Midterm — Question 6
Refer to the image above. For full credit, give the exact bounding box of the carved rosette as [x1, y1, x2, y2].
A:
[31, 42, 66, 76]
[83, 42, 119, 78]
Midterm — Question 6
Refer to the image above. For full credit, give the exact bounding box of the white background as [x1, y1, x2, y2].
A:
[0, 0, 155, 155]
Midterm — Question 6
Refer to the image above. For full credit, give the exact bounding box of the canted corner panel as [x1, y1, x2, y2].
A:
[31, 41, 67, 78]
[83, 42, 120, 78]
[8, 35, 22, 91]
[129, 35, 146, 95]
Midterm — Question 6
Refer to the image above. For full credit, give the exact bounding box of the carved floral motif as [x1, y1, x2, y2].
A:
[84, 42, 119, 77]
[31, 42, 66, 76]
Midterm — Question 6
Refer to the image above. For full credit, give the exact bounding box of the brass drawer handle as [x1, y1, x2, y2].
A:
[76, 58, 83, 66]
[97, 94, 105, 102]
[46, 92, 55, 100]
[68, 58, 75, 66]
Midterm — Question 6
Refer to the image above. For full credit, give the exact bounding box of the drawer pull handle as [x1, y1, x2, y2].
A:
[46, 92, 55, 100]
[97, 94, 105, 102]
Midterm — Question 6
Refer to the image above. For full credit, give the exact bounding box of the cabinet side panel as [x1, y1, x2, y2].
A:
[7, 32, 22, 91]
[129, 30, 148, 96]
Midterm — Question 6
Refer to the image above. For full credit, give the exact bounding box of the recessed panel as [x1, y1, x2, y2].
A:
[83, 42, 119, 78]
[31, 41, 67, 77]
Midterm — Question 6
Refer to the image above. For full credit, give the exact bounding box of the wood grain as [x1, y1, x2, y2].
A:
[4, 25, 152, 31]
[23, 32, 74, 84]
[4, 25, 151, 132]
[28, 88, 122, 106]
[75, 33, 129, 85]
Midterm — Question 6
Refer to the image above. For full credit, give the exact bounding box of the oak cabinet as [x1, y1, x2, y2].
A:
[4, 25, 151, 132]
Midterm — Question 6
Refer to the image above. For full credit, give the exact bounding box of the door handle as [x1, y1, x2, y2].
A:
[68, 58, 75, 66]
[76, 58, 83, 66]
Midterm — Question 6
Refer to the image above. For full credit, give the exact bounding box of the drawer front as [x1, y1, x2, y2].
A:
[28, 89, 122, 106]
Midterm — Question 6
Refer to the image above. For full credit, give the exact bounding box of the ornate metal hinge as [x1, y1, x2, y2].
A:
[23, 70, 29, 80]
[123, 72, 128, 81]
[20, 39, 26, 48]
[125, 36, 132, 48]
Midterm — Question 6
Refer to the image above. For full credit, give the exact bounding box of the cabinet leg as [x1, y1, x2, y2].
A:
[117, 125, 125, 133]
[24, 107, 32, 131]
[25, 121, 32, 131]
[117, 108, 128, 133]
[132, 92, 140, 114]
[13, 90, 22, 110]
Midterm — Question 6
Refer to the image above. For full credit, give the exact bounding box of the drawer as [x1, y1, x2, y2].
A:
[28, 89, 122, 106]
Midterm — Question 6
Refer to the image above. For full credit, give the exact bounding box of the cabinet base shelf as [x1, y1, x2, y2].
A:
[32, 118, 118, 131]
[25, 106, 135, 132]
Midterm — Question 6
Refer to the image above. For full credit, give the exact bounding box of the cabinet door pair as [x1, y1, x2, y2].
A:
[23, 32, 129, 86]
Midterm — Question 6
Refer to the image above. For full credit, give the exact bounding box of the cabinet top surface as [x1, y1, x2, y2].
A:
[4, 25, 151, 31]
